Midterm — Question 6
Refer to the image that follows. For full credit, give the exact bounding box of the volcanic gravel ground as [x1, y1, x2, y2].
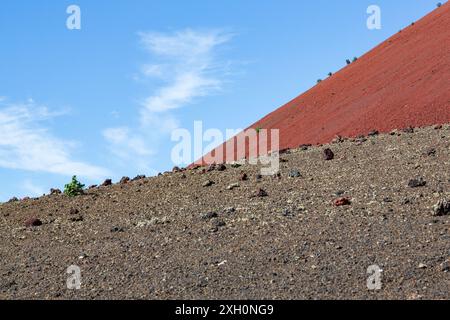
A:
[0, 125, 449, 299]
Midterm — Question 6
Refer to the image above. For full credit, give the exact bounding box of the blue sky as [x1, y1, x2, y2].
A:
[0, 0, 443, 201]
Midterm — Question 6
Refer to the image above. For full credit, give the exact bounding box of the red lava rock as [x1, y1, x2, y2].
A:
[25, 218, 42, 227]
[408, 177, 426, 188]
[102, 179, 112, 187]
[120, 176, 130, 184]
[334, 197, 352, 206]
[323, 148, 335, 160]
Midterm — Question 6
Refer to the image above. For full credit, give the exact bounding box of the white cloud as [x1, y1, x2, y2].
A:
[0, 100, 110, 180]
[103, 29, 233, 170]
[139, 29, 232, 115]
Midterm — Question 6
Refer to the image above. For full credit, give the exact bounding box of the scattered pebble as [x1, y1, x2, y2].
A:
[299, 144, 312, 151]
[408, 177, 426, 188]
[216, 164, 226, 171]
[223, 207, 236, 214]
[256, 188, 268, 197]
[50, 188, 62, 195]
[334, 197, 352, 206]
[102, 179, 112, 187]
[120, 177, 130, 184]
[201, 212, 218, 220]
[403, 127, 415, 134]
[202, 180, 214, 187]
[227, 183, 239, 190]
[424, 147, 436, 156]
[288, 169, 301, 178]
[323, 148, 334, 160]
[25, 218, 42, 228]
[132, 175, 146, 181]
[432, 199, 450, 216]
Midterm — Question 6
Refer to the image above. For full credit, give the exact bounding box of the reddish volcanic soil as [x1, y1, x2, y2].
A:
[198, 3, 450, 164]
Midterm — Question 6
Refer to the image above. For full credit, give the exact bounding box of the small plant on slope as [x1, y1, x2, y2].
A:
[64, 176, 85, 197]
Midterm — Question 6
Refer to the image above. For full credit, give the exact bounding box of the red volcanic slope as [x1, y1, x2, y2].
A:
[198, 4, 450, 165]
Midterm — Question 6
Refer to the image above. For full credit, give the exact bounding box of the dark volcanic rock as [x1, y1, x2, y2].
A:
[408, 177, 427, 188]
[216, 164, 226, 171]
[256, 188, 268, 197]
[433, 199, 450, 216]
[288, 169, 301, 178]
[50, 188, 62, 195]
[334, 197, 352, 206]
[120, 177, 130, 184]
[102, 179, 112, 187]
[323, 148, 335, 160]
[201, 212, 218, 220]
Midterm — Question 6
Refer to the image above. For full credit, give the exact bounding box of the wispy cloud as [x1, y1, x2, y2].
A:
[103, 29, 233, 170]
[0, 99, 110, 180]
[139, 29, 232, 116]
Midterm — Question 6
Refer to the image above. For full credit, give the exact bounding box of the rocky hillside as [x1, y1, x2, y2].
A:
[1, 124, 449, 299]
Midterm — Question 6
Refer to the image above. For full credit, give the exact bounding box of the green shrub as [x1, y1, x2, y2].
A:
[317, 79, 322, 83]
[64, 176, 85, 197]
